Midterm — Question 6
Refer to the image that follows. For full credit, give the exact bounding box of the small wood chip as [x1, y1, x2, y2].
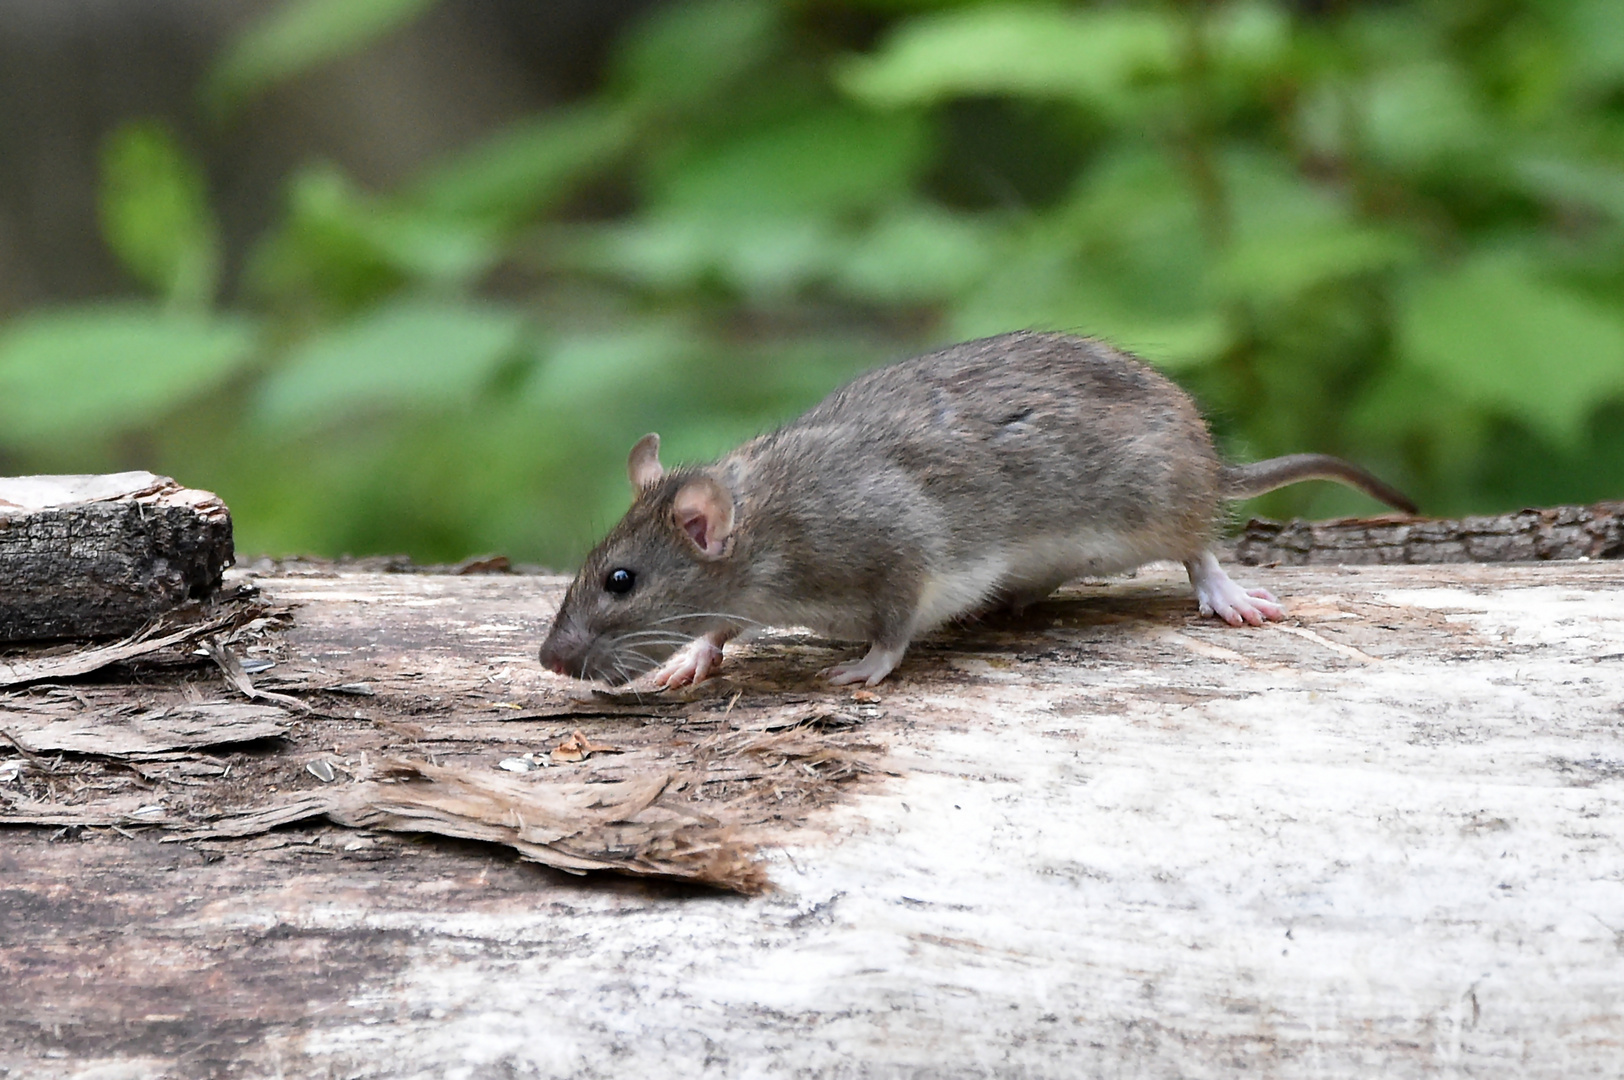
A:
[550, 730, 621, 764]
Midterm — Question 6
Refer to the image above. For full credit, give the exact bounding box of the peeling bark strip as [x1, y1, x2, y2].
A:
[1235, 502, 1624, 566]
[0, 472, 234, 641]
[324, 759, 767, 892]
[87, 758, 766, 892]
[0, 601, 270, 688]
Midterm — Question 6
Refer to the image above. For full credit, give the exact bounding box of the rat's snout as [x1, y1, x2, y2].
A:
[538, 620, 592, 680]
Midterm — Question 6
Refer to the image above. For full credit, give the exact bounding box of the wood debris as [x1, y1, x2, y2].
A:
[0, 601, 272, 688]
[549, 730, 621, 763]
[0, 572, 888, 893]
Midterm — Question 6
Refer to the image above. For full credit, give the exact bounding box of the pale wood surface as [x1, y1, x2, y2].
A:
[2, 560, 1622, 1078]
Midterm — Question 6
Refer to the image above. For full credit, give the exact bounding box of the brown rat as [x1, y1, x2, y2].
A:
[538, 331, 1415, 688]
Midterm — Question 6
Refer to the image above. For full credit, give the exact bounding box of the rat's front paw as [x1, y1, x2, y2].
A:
[652, 636, 724, 689]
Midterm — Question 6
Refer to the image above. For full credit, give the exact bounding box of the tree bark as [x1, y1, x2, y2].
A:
[1235, 501, 1624, 565]
[0, 472, 233, 641]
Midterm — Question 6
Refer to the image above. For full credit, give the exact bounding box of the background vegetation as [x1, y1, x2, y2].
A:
[2, 0, 1622, 567]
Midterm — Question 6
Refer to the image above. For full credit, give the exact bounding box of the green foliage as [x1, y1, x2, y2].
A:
[1399, 253, 1624, 445]
[204, 0, 440, 114]
[4, 0, 1624, 562]
[410, 106, 638, 228]
[254, 300, 531, 428]
[611, 0, 783, 110]
[99, 122, 221, 308]
[0, 306, 256, 447]
[838, 6, 1179, 113]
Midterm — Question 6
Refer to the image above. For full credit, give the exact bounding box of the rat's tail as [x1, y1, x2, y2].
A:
[1220, 454, 1417, 515]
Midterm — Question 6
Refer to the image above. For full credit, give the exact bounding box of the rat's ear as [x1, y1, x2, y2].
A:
[627, 433, 663, 492]
[671, 476, 735, 560]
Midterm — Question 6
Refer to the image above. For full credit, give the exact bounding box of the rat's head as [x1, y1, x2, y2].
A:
[539, 434, 744, 684]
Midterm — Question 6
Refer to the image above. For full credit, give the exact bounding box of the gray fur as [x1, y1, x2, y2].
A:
[538, 331, 1412, 685]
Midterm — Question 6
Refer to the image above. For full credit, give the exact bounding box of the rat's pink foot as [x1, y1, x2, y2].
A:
[652, 634, 725, 689]
[822, 643, 906, 687]
[1183, 552, 1286, 627]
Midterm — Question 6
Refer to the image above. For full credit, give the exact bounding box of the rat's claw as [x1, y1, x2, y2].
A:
[651, 636, 724, 689]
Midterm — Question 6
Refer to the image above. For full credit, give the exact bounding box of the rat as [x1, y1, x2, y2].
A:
[538, 331, 1415, 688]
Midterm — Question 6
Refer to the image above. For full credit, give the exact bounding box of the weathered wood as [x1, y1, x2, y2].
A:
[0, 472, 234, 641]
[1, 561, 1621, 1077]
[0, 604, 263, 688]
[1236, 501, 1624, 565]
[2, 701, 287, 756]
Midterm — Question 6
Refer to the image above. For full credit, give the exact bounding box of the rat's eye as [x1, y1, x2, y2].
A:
[604, 568, 636, 595]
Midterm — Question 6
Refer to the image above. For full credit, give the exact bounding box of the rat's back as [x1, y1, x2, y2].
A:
[723, 332, 1222, 631]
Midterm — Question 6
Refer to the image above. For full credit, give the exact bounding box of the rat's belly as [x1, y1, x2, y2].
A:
[914, 528, 1157, 629]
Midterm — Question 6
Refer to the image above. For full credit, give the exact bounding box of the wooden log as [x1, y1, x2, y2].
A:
[0, 472, 233, 641]
[1, 561, 1621, 1077]
[1235, 501, 1624, 565]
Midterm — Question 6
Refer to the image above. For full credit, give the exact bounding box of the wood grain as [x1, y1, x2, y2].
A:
[1, 561, 1621, 1078]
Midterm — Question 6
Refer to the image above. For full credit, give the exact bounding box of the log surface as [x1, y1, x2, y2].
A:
[0, 472, 233, 641]
[2, 560, 1622, 1078]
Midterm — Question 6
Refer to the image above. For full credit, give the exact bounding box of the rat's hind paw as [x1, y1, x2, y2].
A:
[1183, 552, 1287, 627]
[821, 643, 905, 686]
[652, 635, 724, 689]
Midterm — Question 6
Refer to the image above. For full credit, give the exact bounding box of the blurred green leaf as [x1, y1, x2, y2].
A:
[249, 165, 496, 311]
[527, 325, 698, 406]
[1564, 0, 1624, 93]
[1362, 63, 1494, 173]
[206, 0, 439, 114]
[561, 216, 847, 297]
[1399, 254, 1624, 444]
[612, 0, 781, 110]
[947, 148, 1233, 367]
[837, 5, 1177, 115]
[0, 306, 256, 445]
[1216, 222, 1413, 303]
[651, 107, 928, 217]
[1209, 1, 1292, 73]
[1513, 155, 1624, 226]
[410, 105, 638, 228]
[1054, 149, 1216, 322]
[1217, 151, 1415, 300]
[255, 300, 530, 427]
[834, 205, 996, 303]
[952, 239, 1230, 369]
[98, 121, 220, 309]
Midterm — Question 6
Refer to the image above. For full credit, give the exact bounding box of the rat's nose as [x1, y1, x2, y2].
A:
[538, 635, 579, 678]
